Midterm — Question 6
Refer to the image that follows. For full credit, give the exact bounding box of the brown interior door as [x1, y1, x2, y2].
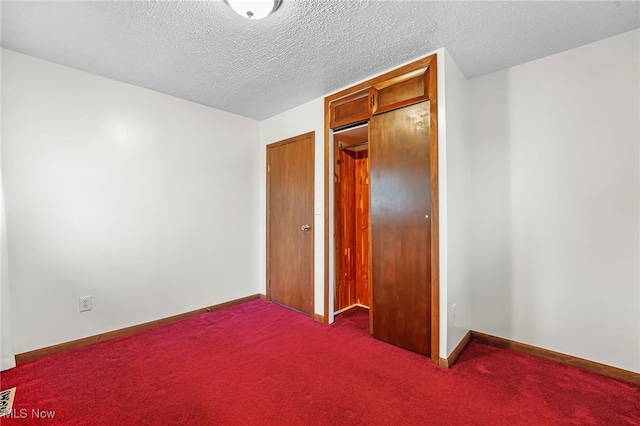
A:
[267, 132, 315, 316]
[370, 101, 431, 355]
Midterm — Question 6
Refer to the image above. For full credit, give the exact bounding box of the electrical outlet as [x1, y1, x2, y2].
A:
[79, 296, 92, 312]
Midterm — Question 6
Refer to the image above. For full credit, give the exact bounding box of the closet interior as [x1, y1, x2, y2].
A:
[334, 123, 370, 313]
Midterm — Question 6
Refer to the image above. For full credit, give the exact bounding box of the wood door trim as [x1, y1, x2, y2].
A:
[427, 55, 440, 364]
[324, 99, 331, 326]
[324, 54, 439, 364]
[266, 132, 315, 316]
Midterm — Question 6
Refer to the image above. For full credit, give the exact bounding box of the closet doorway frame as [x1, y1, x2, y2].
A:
[322, 54, 440, 364]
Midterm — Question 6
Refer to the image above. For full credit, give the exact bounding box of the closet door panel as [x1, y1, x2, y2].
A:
[330, 88, 372, 129]
[372, 67, 429, 116]
[370, 101, 431, 355]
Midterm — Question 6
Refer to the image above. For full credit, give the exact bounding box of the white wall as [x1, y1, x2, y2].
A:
[258, 98, 325, 316]
[1, 39, 17, 370]
[1, 61, 17, 368]
[1, 180, 14, 370]
[469, 29, 640, 372]
[442, 50, 471, 357]
[1, 49, 261, 354]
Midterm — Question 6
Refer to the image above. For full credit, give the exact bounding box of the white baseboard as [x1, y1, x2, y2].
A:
[1, 355, 16, 371]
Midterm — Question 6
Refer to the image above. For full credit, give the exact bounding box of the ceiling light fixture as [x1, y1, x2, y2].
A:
[225, 0, 282, 20]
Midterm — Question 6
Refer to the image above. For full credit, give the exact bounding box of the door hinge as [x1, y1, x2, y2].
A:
[268, 279, 271, 288]
[267, 165, 271, 173]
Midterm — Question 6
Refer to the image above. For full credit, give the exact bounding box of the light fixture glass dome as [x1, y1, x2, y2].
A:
[226, 0, 281, 20]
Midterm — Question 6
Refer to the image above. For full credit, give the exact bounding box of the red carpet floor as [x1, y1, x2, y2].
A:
[1, 300, 638, 425]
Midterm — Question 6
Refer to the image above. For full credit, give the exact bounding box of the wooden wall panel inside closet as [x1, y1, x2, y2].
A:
[334, 129, 370, 312]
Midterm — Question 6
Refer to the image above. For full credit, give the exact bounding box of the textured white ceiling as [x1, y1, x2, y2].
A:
[2, 1, 639, 120]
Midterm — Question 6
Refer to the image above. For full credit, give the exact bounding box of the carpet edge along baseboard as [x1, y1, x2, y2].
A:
[14, 304, 640, 386]
[15, 294, 261, 364]
[470, 331, 640, 386]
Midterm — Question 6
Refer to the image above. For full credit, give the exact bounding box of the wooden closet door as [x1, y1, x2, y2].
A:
[370, 101, 431, 355]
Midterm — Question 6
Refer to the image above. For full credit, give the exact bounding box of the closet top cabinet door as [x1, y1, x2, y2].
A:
[330, 88, 372, 129]
[371, 67, 429, 116]
[329, 63, 433, 129]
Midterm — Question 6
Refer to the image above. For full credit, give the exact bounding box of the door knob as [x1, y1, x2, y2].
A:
[301, 225, 311, 232]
